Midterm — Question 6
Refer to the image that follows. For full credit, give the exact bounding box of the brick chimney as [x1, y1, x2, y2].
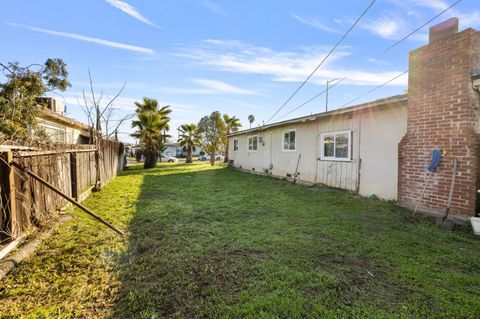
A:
[398, 18, 480, 218]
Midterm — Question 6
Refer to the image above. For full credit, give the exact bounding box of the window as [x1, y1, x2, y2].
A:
[320, 130, 351, 161]
[40, 124, 66, 144]
[233, 139, 239, 151]
[248, 135, 258, 151]
[283, 130, 296, 151]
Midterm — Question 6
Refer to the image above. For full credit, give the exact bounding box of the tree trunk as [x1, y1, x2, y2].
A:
[94, 133, 102, 191]
[186, 147, 193, 164]
[94, 149, 101, 189]
[144, 144, 157, 169]
[210, 152, 215, 166]
[94, 106, 102, 191]
[224, 142, 229, 163]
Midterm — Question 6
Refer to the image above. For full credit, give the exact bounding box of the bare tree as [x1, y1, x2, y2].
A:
[79, 70, 132, 190]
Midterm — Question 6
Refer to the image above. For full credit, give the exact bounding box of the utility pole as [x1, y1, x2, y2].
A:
[325, 78, 342, 112]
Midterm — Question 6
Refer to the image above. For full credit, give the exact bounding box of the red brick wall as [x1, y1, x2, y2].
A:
[398, 26, 480, 217]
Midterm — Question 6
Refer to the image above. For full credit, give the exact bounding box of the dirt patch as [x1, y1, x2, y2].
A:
[315, 253, 418, 309]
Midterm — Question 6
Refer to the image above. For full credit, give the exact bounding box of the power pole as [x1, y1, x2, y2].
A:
[325, 78, 343, 112]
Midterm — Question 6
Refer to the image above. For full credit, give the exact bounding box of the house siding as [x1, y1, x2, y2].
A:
[229, 102, 407, 200]
[228, 19, 480, 219]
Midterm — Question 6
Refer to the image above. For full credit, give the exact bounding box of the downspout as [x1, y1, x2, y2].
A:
[314, 118, 320, 184]
[356, 115, 362, 193]
[269, 132, 273, 174]
[472, 73, 480, 216]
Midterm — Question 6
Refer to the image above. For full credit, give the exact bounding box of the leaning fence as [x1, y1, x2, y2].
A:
[0, 140, 125, 240]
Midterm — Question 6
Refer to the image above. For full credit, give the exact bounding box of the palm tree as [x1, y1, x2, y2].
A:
[178, 123, 199, 163]
[131, 98, 171, 169]
[248, 114, 255, 129]
[223, 114, 242, 163]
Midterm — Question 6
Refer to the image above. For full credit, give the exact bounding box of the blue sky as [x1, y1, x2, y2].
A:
[2, 0, 479, 143]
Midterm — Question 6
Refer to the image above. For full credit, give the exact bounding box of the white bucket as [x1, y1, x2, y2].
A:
[470, 217, 480, 236]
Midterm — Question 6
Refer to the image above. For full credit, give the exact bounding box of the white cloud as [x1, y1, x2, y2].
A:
[179, 40, 407, 86]
[191, 79, 256, 95]
[69, 78, 255, 98]
[105, 0, 161, 28]
[292, 14, 340, 33]
[367, 57, 393, 66]
[61, 91, 138, 111]
[199, 0, 228, 16]
[7, 22, 156, 55]
[60, 91, 205, 118]
[362, 14, 404, 39]
[405, 0, 448, 11]
[387, 0, 480, 29]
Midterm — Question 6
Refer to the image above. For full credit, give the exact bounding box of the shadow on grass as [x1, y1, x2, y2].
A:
[108, 165, 480, 318]
[109, 166, 259, 318]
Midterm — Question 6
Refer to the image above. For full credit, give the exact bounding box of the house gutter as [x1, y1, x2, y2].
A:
[40, 108, 92, 132]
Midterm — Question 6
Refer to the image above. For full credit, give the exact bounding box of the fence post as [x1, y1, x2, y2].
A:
[70, 152, 78, 200]
[0, 153, 7, 238]
[5, 152, 18, 238]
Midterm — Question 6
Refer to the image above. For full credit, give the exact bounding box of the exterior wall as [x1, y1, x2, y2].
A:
[164, 145, 180, 157]
[37, 118, 90, 144]
[66, 126, 90, 144]
[316, 114, 360, 191]
[398, 23, 480, 217]
[164, 143, 203, 157]
[359, 106, 407, 199]
[229, 102, 407, 199]
[230, 122, 318, 181]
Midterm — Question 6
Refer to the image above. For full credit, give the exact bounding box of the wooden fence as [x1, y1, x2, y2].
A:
[0, 140, 125, 239]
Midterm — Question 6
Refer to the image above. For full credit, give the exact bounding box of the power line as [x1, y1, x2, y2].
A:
[337, 70, 408, 109]
[264, 0, 377, 125]
[382, 0, 463, 54]
[276, 77, 347, 120]
[334, 27, 479, 110]
[271, 0, 462, 122]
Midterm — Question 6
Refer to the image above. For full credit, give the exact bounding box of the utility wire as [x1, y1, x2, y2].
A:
[264, 0, 377, 124]
[382, 0, 463, 54]
[338, 70, 408, 109]
[276, 77, 347, 120]
[273, 0, 462, 122]
[332, 27, 477, 110]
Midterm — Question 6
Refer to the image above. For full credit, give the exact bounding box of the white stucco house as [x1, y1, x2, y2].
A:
[228, 95, 407, 200]
[35, 97, 92, 144]
[228, 18, 480, 220]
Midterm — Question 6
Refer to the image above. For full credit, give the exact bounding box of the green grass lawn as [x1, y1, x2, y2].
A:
[1, 163, 479, 318]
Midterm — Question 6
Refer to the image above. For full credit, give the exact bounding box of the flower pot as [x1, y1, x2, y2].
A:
[470, 217, 480, 236]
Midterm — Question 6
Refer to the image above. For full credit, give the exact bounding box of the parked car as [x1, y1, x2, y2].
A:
[198, 154, 222, 161]
[160, 154, 178, 163]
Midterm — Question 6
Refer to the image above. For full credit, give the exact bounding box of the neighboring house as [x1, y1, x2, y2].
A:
[164, 143, 182, 157]
[165, 142, 203, 157]
[36, 97, 92, 144]
[228, 18, 480, 220]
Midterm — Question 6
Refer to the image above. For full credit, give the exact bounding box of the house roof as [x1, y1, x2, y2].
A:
[40, 108, 92, 132]
[228, 94, 408, 137]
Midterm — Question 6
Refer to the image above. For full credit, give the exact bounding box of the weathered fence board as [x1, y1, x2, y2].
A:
[0, 141, 125, 240]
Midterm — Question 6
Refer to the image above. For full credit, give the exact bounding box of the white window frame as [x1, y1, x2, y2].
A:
[233, 139, 239, 152]
[39, 123, 66, 144]
[320, 130, 352, 161]
[247, 135, 258, 152]
[282, 129, 296, 152]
